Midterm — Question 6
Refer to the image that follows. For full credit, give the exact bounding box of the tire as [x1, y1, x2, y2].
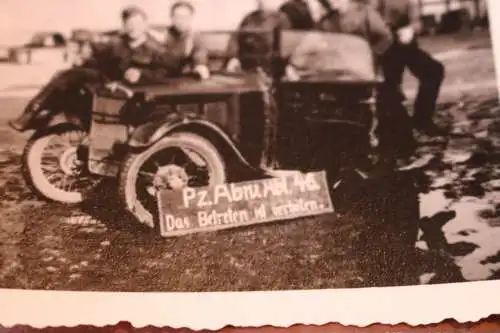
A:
[22, 127, 99, 204]
[118, 132, 227, 226]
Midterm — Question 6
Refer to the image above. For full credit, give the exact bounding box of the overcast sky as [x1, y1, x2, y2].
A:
[0, 0, 285, 44]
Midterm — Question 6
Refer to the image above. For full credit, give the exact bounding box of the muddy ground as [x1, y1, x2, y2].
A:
[0, 30, 499, 291]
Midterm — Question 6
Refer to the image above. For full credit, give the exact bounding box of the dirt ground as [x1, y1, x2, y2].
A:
[0, 30, 499, 291]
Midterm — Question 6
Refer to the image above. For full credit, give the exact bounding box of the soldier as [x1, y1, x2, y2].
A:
[161, 1, 211, 79]
[285, 0, 394, 79]
[286, 0, 417, 162]
[372, 0, 446, 136]
[225, 0, 292, 73]
[317, 0, 393, 54]
[9, 6, 175, 131]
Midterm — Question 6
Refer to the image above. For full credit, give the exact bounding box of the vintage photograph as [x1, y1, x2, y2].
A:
[0, 0, 498, 292]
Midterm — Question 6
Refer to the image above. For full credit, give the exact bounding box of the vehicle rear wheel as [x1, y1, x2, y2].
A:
[118, 132, 227, 227]
[22, 127, 100, 204]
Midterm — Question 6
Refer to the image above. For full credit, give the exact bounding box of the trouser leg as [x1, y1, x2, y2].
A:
[377, 44, 415, 160]
[404, 42, 445, 129]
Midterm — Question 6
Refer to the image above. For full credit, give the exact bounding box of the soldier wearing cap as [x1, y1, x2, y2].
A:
[160, 1, 211, 79]
[9, 5, 175, 131]
[88, 6, 177, 83]
[372, 0, 446, 136]
[225, 0, 292, 73]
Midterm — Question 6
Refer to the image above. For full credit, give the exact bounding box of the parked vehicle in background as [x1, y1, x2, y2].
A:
[8, 32, 69, 65]
[419, 0, 488, 36]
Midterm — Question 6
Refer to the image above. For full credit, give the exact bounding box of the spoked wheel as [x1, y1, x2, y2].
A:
[22, 126, 100, 204]
[119, 132, 227, 227]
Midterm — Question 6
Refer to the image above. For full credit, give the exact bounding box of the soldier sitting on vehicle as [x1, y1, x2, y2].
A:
[9, 5, 177, 132]
[225, 0, 292, 73]
[158, 1, 211, 80]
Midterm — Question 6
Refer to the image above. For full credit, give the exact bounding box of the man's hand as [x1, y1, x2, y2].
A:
[124, 67, 142, 84]
[194, 65, 210, 80]
[226, 58, 241, 72]
[105, 81, 134, 98]
[284, 65, 300, 81]
[397, 26, 415, 45]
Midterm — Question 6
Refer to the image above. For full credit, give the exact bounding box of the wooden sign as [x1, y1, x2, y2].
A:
[156, 171, 334, 237]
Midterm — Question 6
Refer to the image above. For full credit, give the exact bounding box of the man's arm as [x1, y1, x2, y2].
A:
[407, 0, 422, 35]
[135, 41, 178, 83]
[365, 7, 394, 55]
[190, 34, 209, 68]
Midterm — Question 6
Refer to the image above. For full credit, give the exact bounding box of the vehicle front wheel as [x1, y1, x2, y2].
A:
[118, 132, 227, 227]
[22, 126, 100, 204]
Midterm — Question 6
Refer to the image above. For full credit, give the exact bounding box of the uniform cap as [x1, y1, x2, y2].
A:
[121, 5, 147, 21]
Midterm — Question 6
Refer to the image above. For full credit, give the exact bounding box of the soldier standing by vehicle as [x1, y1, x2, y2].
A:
[372, 0, 446, 136]
[161, 1, 211, 79]
[225, 0, 292, 73]
[285, 0, 394, 81]
[9, 6, 176, 132]
[286, 0, 417, 161]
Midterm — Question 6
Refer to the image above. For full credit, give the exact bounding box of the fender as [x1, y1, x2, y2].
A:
[25, 110, 89, 134]
[31, 122, 85, 140]
[128, 118, 268, 180]
[19, 86, 92, 133]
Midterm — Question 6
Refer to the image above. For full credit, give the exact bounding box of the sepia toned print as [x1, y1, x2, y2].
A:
[0, 0, 498, 290]
[0, 0, 500, 327]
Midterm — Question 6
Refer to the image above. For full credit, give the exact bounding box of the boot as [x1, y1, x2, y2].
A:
[8, 99, 45, 132]
[8, 78, 61, 132]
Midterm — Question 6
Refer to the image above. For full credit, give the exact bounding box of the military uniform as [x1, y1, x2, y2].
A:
[373, 0, 445, 134]
[10, 33, 174, 131]
[226, 10, 292, 71]
[87, 33, 175, 82]
[279, 0, 316, 30]
[316, 2, 393, 56]
[160, 26, 209, 76]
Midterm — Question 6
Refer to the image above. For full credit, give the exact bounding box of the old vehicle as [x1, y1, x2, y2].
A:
[12, 29, 419, 261]
[8, 31, 69, 65]
[419, 0, 488, 35]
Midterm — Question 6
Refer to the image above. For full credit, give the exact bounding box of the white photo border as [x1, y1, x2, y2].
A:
[1, 0, 500, 329]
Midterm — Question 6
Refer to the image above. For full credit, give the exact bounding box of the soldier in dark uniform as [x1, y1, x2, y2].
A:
[162, 1, 210, 79]
[9, 6, 175, 131]
[373, 0, 446, 136]
[225, 0, 292, 73]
